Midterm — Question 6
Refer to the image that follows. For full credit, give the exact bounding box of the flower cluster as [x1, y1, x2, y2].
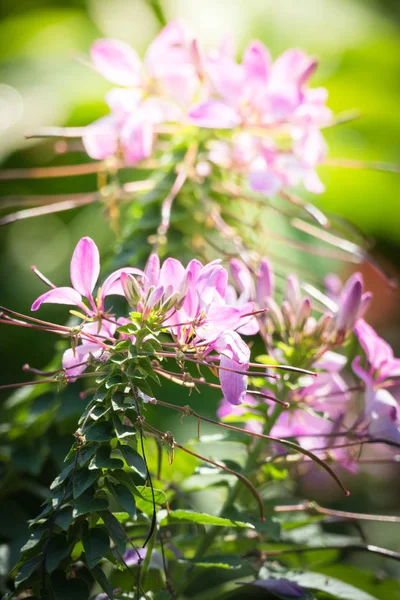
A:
[218, 257, 400, 469]
[31, 237, 253, 405]
[83, 20, 331, 196]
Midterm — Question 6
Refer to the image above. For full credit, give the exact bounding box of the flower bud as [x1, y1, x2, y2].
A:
[281, 300, 295, 334]
[335, 274, 364, 336]
[285, 274, 301, 311]
[256, 257, 274, 307]
[296, 296, 312, 330]
[265, 297, 284, 333]
[121, 272, 142, 306]
[230, 259, 254, 298]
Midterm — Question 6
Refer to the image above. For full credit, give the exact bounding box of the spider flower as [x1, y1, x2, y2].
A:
[31, 237, 143, 319]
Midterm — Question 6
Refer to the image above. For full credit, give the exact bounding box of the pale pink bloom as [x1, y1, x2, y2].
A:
[32, 237, 143, 317]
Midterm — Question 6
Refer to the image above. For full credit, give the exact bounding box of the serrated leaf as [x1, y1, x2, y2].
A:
[72, 469, 98, 499]
[159, 510, 254, 529]
[84, 421, 114, 442]
[45, 535, 71, 573]
[119, 444, 147, 480]
[89, 446, 124, 470]
[72, 488, 108, 517]
[91, 565, 114, 599]
[109, 483, 137, 521]
[82, 526, 110, 569]
[100, 511, 127, 555]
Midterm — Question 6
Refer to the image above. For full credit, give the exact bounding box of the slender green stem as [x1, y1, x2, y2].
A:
[148, 0, 167, 26]
[139, 525, 156, 592]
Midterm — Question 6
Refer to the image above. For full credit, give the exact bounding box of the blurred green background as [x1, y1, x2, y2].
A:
[0, 0, 400, 590]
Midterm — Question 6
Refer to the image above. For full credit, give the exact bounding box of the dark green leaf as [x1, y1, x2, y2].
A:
[109, 483, 137, 521]
[20, 524, 48, 554]
[72, 488, 108, 517]
[82, 526, 110, 569]
[45, 534, 71, 573]
[100, 511, 127, 555]
[84, 421, 114, 442]
[105, 375, 124, 389]
[77, 445, 97, 467]
[91, 565, 114, 598]
[89, 446, 124, 470]
[119, 444, 147, 480]
[90, 405, 111, 421]
[73, 468, 98, 499]
[50, 570, 89, 600]
[49, 463, 74, 490]
[14, 555, 41, 587]
[54, 506, 73, 531]
[113, 416, 136, 439]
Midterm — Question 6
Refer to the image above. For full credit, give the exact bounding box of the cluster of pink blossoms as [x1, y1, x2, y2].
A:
[31, 237, 253, 406]
[218, 258, 400, 466]
[83, 20, 331, 195]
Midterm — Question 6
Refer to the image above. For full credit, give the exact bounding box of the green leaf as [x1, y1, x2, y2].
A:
[119, 444, 147, 480]
[72, 488, 109, 517]
[54, 506, 73, 531]
[135, 486, 166, 514]
[50, 570, 89, 600]
[50, 462, 74, 490]
[20, 524, 47, 554]
[113, 416, 137, 439]
[45, 534, 71, 573]
[89, 405, 111, 421]
[184, 555, 243, 570]
[91, 565, 114, 598]
[159, 510, 255, 529]
[100, 510, 127, 555]
[89, 446, 124, 470]
[77, 445, 97, 467]
[259, 568, 380, 600]
[105, 375, 124, 389]
[14, 555, 41, 587]
[73, 468, 98, 499]
[84, 421, 114, 442]
[109, 483, 137, 521]
[82, 526, 110, 569]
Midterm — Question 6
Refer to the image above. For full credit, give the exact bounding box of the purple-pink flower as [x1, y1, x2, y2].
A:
[31, 237, 143, 318]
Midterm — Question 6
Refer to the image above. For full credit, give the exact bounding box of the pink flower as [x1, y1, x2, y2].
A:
[352, 320, 400, 443]
[335, 274, 372, 337]
[31, 237, 143, 318]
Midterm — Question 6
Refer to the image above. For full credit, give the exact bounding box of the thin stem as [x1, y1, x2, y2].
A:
[274, 501, 400, 523]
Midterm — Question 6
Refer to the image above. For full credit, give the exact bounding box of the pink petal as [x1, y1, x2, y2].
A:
[159, 258, 186, 291]
[243, 40, 271, 83]
[219, 355, 248, 405]
[121, 119, 153, 165]
[70, 237, 100, 298]
[144, 253, 160, 293]
[31, 287, 84, 312]
[271, 49, 317, 87]
[62, 343, 104, 381]
[249, 159, 282, 195]
[188, 101, 241, 129]
[82, 116, 118, 160]
[101, 267, 144, 299]
[91, 38, 143, 87]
